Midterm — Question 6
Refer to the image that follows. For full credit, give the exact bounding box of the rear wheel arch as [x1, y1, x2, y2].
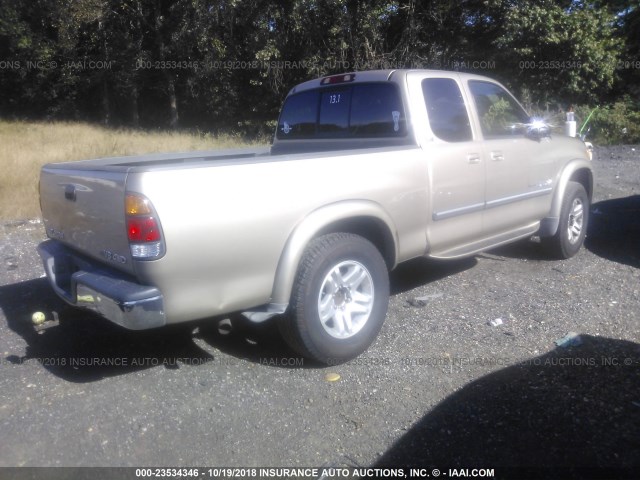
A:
[270, 203, 398, 307]
[278, 232, 390, 363]
[315, 216, 396, 270]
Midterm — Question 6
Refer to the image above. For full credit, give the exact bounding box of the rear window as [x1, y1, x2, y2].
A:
[277, 83, 406, 140]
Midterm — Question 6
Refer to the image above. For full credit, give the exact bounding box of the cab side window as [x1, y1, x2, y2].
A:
[469, 81, 530, 138]
[421, 78, 473, 142]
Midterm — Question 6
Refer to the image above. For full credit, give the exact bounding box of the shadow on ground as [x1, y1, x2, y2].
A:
[375, 335, 640, 479]
[0, 278, 303, 382]
[390, 256, 477, 295]
[0, 257, 479, 381]
[479, 195, 640, 268]
[0, 278, 222, 382]
[484, 240, 549, 261]
[586, 195, 640, 268]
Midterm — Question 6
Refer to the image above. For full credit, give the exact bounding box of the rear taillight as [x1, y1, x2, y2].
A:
[128, 217, 161, 242]
[125, 193, 165, 259]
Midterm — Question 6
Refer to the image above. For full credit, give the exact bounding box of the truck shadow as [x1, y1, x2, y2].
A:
[0, 277, 308, 377]
[586, 195, 640, 268]
[0, 278, 217, 382]
[1, 257, 480, 378]
[389, 257, 477, 295]
[374, 334, 640, 477]
[197, 257, 479, 366]
[195, 314, 303, 366]
[486, 238, 554, 261]
[489, 195, 640, 268]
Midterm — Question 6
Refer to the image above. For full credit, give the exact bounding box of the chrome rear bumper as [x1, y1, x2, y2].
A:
[37, 240, 166, 330]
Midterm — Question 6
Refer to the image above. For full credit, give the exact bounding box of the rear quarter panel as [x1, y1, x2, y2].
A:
[128, 148, 428, 323]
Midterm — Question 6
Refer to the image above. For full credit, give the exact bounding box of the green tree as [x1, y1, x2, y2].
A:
[0, 0, 66, 117]
[0, 0, 634, 136]
[493, 1, 623, 105]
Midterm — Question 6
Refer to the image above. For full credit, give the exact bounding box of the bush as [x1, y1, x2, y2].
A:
[574, 99, 640, 145]
[527, 98, 640, 145]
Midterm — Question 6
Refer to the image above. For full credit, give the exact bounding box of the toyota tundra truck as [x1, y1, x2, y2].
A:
[37, 69, 593, 364]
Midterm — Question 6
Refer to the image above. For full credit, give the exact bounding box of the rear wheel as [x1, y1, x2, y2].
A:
[279, 233, 389, 364]
[543, 181, 589, 259]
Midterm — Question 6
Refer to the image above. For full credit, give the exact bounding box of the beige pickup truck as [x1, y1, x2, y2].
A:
[38, 69, 593, 364]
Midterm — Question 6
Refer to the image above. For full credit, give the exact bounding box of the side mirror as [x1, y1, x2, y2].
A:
[526, 119, 551, 141]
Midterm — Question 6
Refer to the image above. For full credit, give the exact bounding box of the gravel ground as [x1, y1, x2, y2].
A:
[0, 146, 639, 479]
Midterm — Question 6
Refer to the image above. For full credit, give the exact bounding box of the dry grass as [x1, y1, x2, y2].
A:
[0, 120, 260, 220]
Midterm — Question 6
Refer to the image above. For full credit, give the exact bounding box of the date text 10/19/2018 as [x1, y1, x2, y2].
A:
[134, 467, 497, 478]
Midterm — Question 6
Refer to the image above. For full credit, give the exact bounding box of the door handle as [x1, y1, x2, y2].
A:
[467, 154, 481, 165]
[490, 151, 504, 161]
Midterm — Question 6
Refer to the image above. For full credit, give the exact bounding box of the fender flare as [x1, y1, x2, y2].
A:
[539, 159, 594, 237]
[270, 200, 399, 306]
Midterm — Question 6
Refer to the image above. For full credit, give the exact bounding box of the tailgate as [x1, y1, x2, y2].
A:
[39, 165, 136, 276]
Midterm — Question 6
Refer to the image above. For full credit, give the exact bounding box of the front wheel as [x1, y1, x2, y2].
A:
[543, 181, 590, 259]
[279, 233, 390, 364]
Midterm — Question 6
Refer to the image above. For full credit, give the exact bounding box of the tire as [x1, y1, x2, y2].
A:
[543, 181, 590, 259]
[279, 233, 390, 365]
